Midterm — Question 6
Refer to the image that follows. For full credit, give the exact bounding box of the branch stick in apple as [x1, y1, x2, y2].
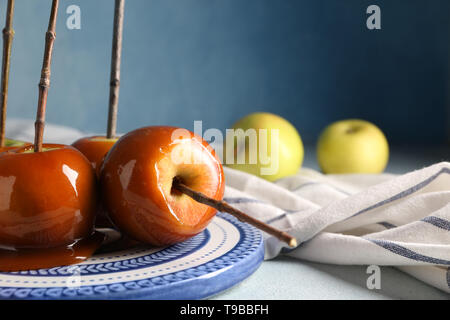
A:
[173, 177, 297, 247]
[106, 0, 125, 139]
[0, 0, 15, 147]
[34, 0, 59, 152]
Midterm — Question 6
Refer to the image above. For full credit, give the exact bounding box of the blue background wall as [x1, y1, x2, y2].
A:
[1, 0, 449, 144]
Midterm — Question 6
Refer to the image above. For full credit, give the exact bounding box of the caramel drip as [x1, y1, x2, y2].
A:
[0, 231, 105, 272]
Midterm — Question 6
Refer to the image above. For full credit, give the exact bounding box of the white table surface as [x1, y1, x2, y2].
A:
[211, 145, 450, 300]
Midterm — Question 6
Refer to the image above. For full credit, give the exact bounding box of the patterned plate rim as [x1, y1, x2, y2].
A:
[0, 212, 264, 300]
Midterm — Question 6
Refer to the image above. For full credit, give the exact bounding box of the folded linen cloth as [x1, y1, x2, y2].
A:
[223, 163, 450, 293]
[5, 119, 450, 293]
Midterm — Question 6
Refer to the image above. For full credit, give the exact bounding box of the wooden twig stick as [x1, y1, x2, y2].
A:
[0, 0, 15, 147]
[106, 0, 125, 139]
[173, 178, 297, 247]
[34, 0, 59, 152]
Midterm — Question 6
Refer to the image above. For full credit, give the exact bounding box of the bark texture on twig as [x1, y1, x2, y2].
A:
[0, 0, 15, 147]
[34, 0, 59, 152]
[173, 177, 297, 247]
[107, 0, 125, 139]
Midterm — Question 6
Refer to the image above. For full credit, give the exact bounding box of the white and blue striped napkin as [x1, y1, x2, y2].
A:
[223, 163, 450, 293]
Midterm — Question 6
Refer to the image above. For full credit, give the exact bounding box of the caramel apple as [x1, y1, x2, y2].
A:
[71, 136, 118, 228]
[72, 136, 118, 176]
[0, 144, 98, 249]
[72, 0, 123, 172]
[72, 0, 123, 174]
[100, 126, 225, 246]
[0, 0, 108, 272]
[71, 0, 123, 173]
[72, 0, 125, 231]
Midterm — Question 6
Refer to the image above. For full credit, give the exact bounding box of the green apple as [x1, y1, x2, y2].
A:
[317, 119, 389, 174]
[225, 112, 304, 182]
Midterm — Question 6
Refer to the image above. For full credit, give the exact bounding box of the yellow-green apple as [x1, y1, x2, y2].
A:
[225, 112, 304, 182]
[317, 119, 389, 174]
[100, 126, 225, 246]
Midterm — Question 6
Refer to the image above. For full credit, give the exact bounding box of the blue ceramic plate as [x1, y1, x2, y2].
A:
[0, 212, 264, 300]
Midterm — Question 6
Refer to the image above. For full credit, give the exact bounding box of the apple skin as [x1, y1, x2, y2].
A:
[226, 112, 304, 182]
[317, 119, 389, 174]
[0, 144, 98, 249]
[100, 126, 225, 246]
[72, 136, 118, 176]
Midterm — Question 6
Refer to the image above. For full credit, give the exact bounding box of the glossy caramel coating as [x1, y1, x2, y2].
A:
[100, 126, 225, 246]
[0, 144, 98, 249]
[72, 136, 118, 176]
[0, 231, 105, 272]
[72, 136, 118, 228]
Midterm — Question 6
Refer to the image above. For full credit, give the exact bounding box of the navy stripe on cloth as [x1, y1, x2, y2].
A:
[421, 216, 450, 231]
[351, 167, 450, 218]
[265, 212, 291, 224]
[293, 182, 351, 196]
[378, 221, 397, 229]
[223, 197, 264, 205]
[223, 197, 299, 217]
[447, 268, 450, 288]
[368, 238, 450, 265]
[292, 182, 317, 192]
[379, 217, 450, 231]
